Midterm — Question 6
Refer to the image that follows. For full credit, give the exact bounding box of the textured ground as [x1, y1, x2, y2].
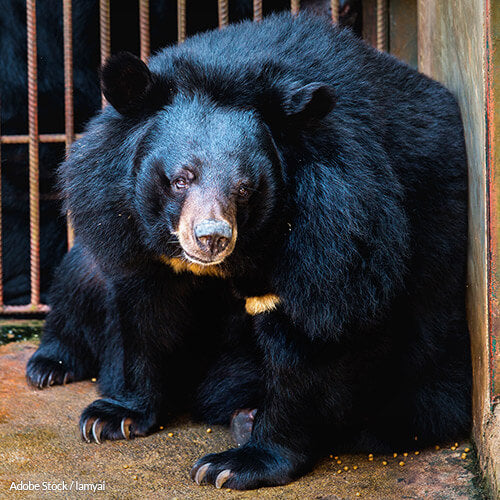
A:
[0, 341, 485, 499]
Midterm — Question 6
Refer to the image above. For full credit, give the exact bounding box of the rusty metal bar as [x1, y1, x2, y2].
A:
[63, 0, 75, 249]
[0, 133, 83, 144]
[139, 0, 150, 62]
[0, 99, 3, 308]
[99, 0, 111, 107]
[177, 0, 186, 43]
[291, 0, 300, 15]
[1, 304, 50, 314]
[330, 0, 339, 23]
[253, 0, 263, 21]
[218, 0, 228, 29]
[63, 0, 74, 150]
[376, 0, 388, 51]
[26, 0, 41, 307]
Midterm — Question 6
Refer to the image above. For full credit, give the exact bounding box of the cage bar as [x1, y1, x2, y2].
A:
[63, 0, 74, 150]
[0, 99, 3, 308]
[2, 304, 50, 314]
[330, 0, 339, 23]
[63, 0, 75, 249]
[218, 0, 228, 29]
[26, 0, 41, 308]
[291, 0, 300, 15]
[253, 0, 263, 21]
[177, 0, 186, 43]
[0, 133, 82, 144]
[99, 0, 111, 107]
[376, 0, 388, 51]
[139, 0, 150, 62]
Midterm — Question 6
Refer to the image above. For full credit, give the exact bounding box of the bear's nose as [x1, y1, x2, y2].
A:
[194, 219, 232, 256]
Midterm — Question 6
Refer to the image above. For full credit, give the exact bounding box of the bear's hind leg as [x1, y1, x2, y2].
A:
[193, 314, 264, 432]
[193, 349, 263, 427]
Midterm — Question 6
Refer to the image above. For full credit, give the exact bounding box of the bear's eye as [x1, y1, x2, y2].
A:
[172, 177, 189, 190]
[238, 185, 250, 199]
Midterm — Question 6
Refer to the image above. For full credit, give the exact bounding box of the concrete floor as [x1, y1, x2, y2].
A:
[0, 341, 485, 499]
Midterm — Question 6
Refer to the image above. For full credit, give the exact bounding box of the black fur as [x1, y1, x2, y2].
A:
[27, 12, 470, 490]
[2, 0, 359, 304]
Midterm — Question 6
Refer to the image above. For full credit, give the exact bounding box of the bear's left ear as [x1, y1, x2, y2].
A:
[284, 82, 336, 122]
[101, 52, 156, 116]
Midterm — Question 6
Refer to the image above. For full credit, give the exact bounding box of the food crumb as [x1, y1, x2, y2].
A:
[393, 453, 398, 458]
[159, 426, 164, 430]
[343, 466, 349, 471]
[337, 469, 342, 474]
[206, 428, 212, 433]
[414, 451, 420, 455]
[451, 446, 457, 451]
[382, 461, 387, 466]
[132, 475, 138, 480]
[168, 432, 173, 437]
[368, 457, 373, 461]
[399, 461, 405, 466]
[461, 453, 467, 460]
[435, 445, 440, 450]
[352, 465, 358, 470]
[91, 378, 97, 382]
[123, 465, 129, 469]
[336, 460, 342, 465]
[464, 447, 470, 453]
[356, 493, 361, 497]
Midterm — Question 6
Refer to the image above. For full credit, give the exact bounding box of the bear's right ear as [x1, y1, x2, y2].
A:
[101, 52, 154, 116]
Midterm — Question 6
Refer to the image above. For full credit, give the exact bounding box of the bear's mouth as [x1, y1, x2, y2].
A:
[182, 250, 226, 266]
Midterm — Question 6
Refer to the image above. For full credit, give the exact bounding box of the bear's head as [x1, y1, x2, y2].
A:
[101, 53, 336, 271]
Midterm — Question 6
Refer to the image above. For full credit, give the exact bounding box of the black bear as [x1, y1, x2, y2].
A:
[26, 12, 471, 490]
[1, 0, 360, 305]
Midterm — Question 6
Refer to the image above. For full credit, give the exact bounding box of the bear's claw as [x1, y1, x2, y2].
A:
[121, 417, 132, 440]
[26, 356, 73, 390]
[81, 416, 95, 443]
[215, 469, 233, 489]
[91, 418, 103, 444]
[194, 463, 211, 485]
[190, 444, 294, 490]
[80, 399, 153, 443]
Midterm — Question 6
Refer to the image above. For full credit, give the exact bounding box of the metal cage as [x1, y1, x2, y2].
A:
[0, 0, 391, 314]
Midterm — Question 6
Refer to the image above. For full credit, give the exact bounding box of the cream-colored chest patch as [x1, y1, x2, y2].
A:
[245, 294, 281, 315]
[160, 256, 228, 278]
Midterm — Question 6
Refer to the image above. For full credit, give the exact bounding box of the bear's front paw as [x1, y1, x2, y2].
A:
[26, 356, 73, 389]
[190, 443, 299, 490]
[80, 399, 155, 443]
